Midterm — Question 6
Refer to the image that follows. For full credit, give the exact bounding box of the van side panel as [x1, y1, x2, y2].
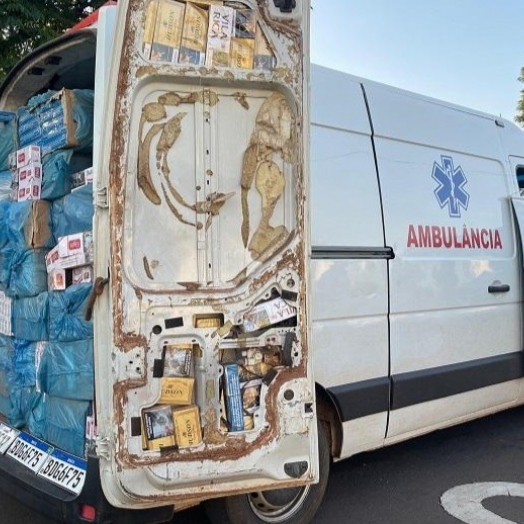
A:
[310, 68, 389, 456]
[363, 82, 523, 439]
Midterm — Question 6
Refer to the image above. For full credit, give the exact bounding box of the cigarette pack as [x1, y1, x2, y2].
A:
[179, 2, 208, 66]
[223, 364, 244, 432]
[48, 268, 71, 291]
[173, 405, 202, 447]
[205, 5, 235, 67]
[163, 344, 193, 377]
[159, 377, 194, 405]
[0, 291, 12, 336]
[143, 404, 177, 449]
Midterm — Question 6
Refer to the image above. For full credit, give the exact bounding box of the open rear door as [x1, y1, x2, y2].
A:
[93, 0, 315, 508]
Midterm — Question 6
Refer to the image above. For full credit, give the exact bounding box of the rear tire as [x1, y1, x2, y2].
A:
[204, 423, 331, 524]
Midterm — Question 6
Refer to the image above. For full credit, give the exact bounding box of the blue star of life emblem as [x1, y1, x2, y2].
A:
[432, 155, 469, 218]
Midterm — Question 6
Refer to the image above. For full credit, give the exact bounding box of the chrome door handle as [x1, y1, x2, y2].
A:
[488, 284, 510, 293]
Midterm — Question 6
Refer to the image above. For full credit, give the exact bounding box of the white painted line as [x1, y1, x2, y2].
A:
[441, 482, 524, 524]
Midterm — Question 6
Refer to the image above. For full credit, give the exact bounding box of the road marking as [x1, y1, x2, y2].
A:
[441, 482, 524, 524]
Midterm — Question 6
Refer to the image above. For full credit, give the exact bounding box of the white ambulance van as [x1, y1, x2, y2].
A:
[0, 2, 524, 524]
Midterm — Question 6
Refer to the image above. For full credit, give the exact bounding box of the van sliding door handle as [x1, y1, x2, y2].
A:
[488, 284, 510, 293]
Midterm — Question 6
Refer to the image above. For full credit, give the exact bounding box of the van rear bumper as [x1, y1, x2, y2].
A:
[0, 451, 174, 524]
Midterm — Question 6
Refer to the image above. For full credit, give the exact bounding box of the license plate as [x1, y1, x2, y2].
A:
[6, 432, 52, 473]
[0, 422, 19, 454]
[38, 448, 87, 495]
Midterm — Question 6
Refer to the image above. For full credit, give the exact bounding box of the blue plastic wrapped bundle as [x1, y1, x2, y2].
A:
[0, 336, 13, 414]
[8, 386, 40, 428]
[4, 200, 53, 250]
[37, 339, 94, 401]
[2, 247, 48, 298]
[48, 284, 92, 341]
[0, 170, 12, 201]
[41, 150, 92, 201]
[51, 183, 93, 239]
[12, 295, 49, 341]
[28, 393, 89, 457]
[17, 89, 94, 155]
[0, 111, 15, 171]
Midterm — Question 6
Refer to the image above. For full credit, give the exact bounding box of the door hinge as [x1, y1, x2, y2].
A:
[96, 186, 109, 208]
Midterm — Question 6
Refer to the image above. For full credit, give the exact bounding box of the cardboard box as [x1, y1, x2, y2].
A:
[71, 167, 94, 190]
[179, 2, 208, 66]
[173, 405, 202, 447]
[243, 297, 296, 332]
[16, 200, 52, 248]
[159, 377, 194, 405]
[205, 5, 235, 67]
[163, 345, 193, 377]
[16, 145, 41, 169]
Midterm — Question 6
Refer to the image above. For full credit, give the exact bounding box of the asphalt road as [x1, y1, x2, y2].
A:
[3, 405, 524, 523]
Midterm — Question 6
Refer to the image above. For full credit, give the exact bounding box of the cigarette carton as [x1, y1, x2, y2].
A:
[159, 377, 194, 405]
[0, 291, 12, 336]
[17, 177, 42, 202]
[243, 297, 296, 332]
[205, 5, 235, 68]
[230, 38, 254, 69]
[70, 167, 94, 190]
[16, 145, 41, 169]
[72, 265, 93, 285]
[179, 2, 208, 66]
[234, 8, 257, 39]
[57, 231, 93, 258]
[173, 405, 202, 447]
[223, 364, 244, 432]
[148, 0, 186, 63]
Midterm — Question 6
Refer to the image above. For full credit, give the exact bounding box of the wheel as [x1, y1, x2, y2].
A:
[204, 423, 331, 524]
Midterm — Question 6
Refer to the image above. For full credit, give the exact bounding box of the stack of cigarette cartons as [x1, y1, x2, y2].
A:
[45, 231, 93, 291]
[142, 1, 275, 71]
[16, 145, 42, 202]
[142, 344, 203, 450]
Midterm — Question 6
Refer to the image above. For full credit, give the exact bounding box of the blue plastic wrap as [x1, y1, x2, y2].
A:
[8, 386, 40, 428]
[17, 89, 94, 155]
[0, 113, 15, 171]
[4, 200, 53, 250]
[12, 295, 49, 341]
[2, 247, 48, 298]
[51, 183, 93, 239]
[28, 393, 89, 457]
[0, 170, 12, 201]
[38, 339, 93, 401]
[48, 284, 92, 341]
[41, 150, 92, 201]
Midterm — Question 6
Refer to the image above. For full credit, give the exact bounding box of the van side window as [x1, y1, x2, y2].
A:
[517, 167, 524, 191]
